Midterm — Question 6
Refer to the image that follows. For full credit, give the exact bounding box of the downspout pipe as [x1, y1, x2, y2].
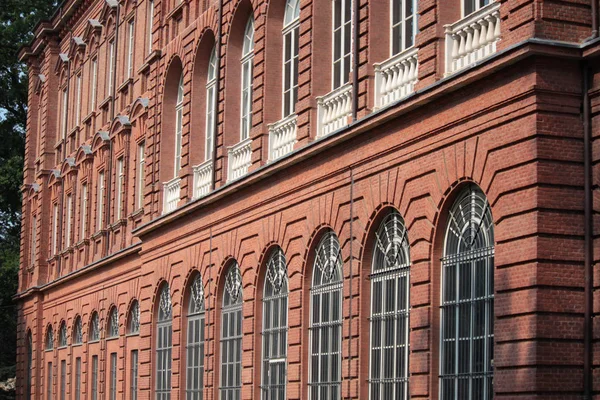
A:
[593, 0, 599, 40]
[212, 0, 223, 190]
[351, 0, 359, 121]
[582, 60, 593, 400]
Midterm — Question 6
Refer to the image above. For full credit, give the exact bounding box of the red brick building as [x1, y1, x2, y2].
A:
[15, 0, 600, 398]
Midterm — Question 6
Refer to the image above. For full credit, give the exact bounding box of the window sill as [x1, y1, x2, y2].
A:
[75, 239, 89, 249]
[126, 332, 140, 338]
[91, 230, 106, 240]
[82, 111, 96, 125]
[106, 336, 118, 342]
[166, 1, 185, 21]
[139, 50, 161, 74]
[72, 343, 82, 347]
[117, 78, 133, 94]
[99, 96, 112, 110]
[129, 208, 144, 220]
[109, 219, 127, 230]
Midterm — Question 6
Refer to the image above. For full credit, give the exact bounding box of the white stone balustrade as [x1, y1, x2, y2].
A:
[374, 47, 419, 109]
[316, 83, 352, 138]
[268, 113, 297, 161]
[163, 177, 181, 214]
[227, 138, 252, 182]
[192, 160, 213, 199]
[445, 1, 501, 75]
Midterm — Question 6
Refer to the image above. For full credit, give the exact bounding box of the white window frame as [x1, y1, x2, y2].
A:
[137, 142, 145, 209]
[131, 350, 139, 400]
[75, 73, 82, 125]
[220, 263, 243, 400]
[107, 39, 115, 96]
[462, 0, 491, 17]
[30, 213, 37, 265]
[61, 87, 68, 141]
[127, 20, 135, 78]
[97, 171, 105, 231]
[240, 17, 254, 141]
[90, 57, 98, 111]
[52, 202, 59, 256]
[47, 362, 53, 400]
[390, 0, 417, 56]
[282, 0, 300, 118]
[261, 247, 288, 399]
[369, 211, 411, 400]
[332, 0, 353, 89]
[60, 360, 66, 400]
[156, 285, 173, 400]
[186, 275, 206, 400]
[80, 183, 88, 239]
[174, 74, 184, 177]
[64, 194, 72, 248]
[205, 47, 217, 161]
[75, 358, 81, 400]
[116, 157, 125, 220]
[109, 353, 117, 400]
[91, 355, 98, 400]
[147, 0, 154, 54]
[308, 232, 343, 400]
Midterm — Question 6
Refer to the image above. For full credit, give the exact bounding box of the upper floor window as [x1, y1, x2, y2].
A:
[91, 355, 98, 400]
[205, 47, 217, 161]
[97, 171, 105, 231]
[156, 284, 173, 400]
[107, 39, 115, 96]
[52, 202, 59, 256]
[30, 213, 37, 265]
[73, 316, 83, 345]
[64, 194, 73, 248]
[282, 0, 300, 117]
[116, 157, 125, 220]
[59, 321, 67, 347]
[369, 211, 410, 399]
[186, 274, 206, 400]
[45, 325, 54, 350]
[61, 87, 68, 141]
[128, 300, 140, 334]
[147, 0, 155, 54]
[89, 312, 100, 341]
[439, 185, 494, 400]
[127, 19, 135, 78]
[332, 0, 353, 89]
[26, 332, 32, 400]
[74, 73, 82, 125]
[174, 74, 184, 177]
[391, 0, 417, 55]
[136, 142, 145, 209]
[261, 247, 288, 399]
[464, 0, 490, 16]
[240, 17, 255, 141]
[221, 262, 243, 400]
[108, 307, 119, 338]
[90, 58, 98, 111]
[80, 183, 88, 238]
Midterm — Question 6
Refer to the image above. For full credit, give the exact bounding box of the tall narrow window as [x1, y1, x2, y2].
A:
[89, 312, 100, 342]
[97, 171, 105, 231]
[108, 307, 119, 338]
[52, 203, 59, 256]
[440, 185, 494, 400]
[90, 58, 98, 111]
[61, 87, 68, 141]
[220, 262, 243, 400]
[156, 284, 173, 400]
[131, 350, 139, 400]
[186, 275, 206, 400]
[64, 194, 72, 248]
[136, 142, 145, 209]
[309, 232, 343, 400]
[391, 0, 417, 55]
[30, 214, 37, 265]
[26, 333, 32, 400]
[282, 0, 300, 117]
[59, 322, 67, 347]
[369, 211, 410, 399]
[75, 73, 82, 125]
[116, 157, 125, 220]
[205, 47, 217, 161]
[75, 358, 81, 400]
[47, 362, 53, 400]
[109, 352, 117, 400]
[91, 355, 98, 400]
[174, 74, 184, 176]
[332, 0, 353, 89]
[60, 360, 66, 400]
[240, 17, 255, 141]
[147, 0, 154, 54]
[261, 247, 288, 399]
[46, 325, 54, 350]
[127, 20, 135, 78]
[73, 317, 83, 345]
[463, 0, 490, 17]
[107, 40, 115, 96]
[80, 183, 88, 239]
[128, 300, 140, 334]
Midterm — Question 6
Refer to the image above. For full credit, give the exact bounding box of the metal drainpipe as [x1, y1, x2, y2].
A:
[582, 60, 594, 400]
[211, 0, 223, 190]
[351, 0, 359, 121]
[593, 0, 599, 39]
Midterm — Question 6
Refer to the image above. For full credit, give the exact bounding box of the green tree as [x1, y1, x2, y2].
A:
[0, 0, 57, 391]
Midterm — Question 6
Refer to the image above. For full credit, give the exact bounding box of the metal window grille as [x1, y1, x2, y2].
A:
[116, 157, 124, 220]
[369, 211, 410, 399]
[60, 360, 66, 400]
[439, 185, 494, 400]
[261, 247, 288, 400]
[205, 47, 217, 161]
[391, 0, 417, 55]
[186, 275, 206, 400]
[309, 232, 343, 400]
[91, 356, 98, 400]
[108, 307, 119, 338]
[47, 362, 52, 400]
[90, 312, 100, 341]
[137, 143, 145, 209]
[156, 284, 173, 400]
[220, 262, 243, 400]
[109, 353, 117, 400]
[240, 17, 254, 141]
[174, 74, 184, 176]
[80, 184, 88, 238]
[463, 0, 491, 16]
[59, 322, 67, 347]
[131, 350, 139, 400]
[332, 0, 353, 88]
[282, 0, 300, 117]
[75, 358, 81, 400]
[74, 317, 82, 344]
[46, 326, 53, 350]
[129, 300, 140, 334]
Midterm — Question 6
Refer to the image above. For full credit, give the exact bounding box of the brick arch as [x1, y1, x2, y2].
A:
[160, 56, 185, 184]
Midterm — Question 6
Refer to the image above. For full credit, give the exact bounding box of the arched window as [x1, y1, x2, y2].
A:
[73, 317, 83, 345]
[108, 307, 119, 338]
[205, 46, 217, 161]
[156, 284, 173, 400]
[89, 312, 100, 342]
[220, 262, 243, 400]
[309, 232, 343, 400]
[440, 185, 494, 400]
[45, 325, 54, 350]
[282, 0, 300, 117]
[186, 274, 206, 400]
[391, 0, 417, 55]
[240, 17, 255, 141]
[174, 74, 185, 177]
[128, 300, 140, 334]
[332, 0, 352, 89]
[59, 321, 67, 347]
[261, 247, 288, 399]
[369, 211, 410, 399]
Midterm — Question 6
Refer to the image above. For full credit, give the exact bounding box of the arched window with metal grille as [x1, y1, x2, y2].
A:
[156, 284, 173, 400]
[107, 307, 119, 338]
[261, 247, 288, 399]
[73, 317, 83, 345]
[439, 185, 494, 400]
[174, 74, 184, 176]
[45, 325, 54, 350]
[240, 17, 254, 140]
[186, 274, 206, 400]
[369, 210, 411, 399]
[58, 321, 67, 347]
[128, 300, 140, 334]
[309, 232, 343, 400]
[220, 262, 243, 400]
[89, 312, 100, 342]
[282, 0, 300, 117]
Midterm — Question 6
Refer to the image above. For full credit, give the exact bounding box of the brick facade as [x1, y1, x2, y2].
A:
[15, 0, 600, 398]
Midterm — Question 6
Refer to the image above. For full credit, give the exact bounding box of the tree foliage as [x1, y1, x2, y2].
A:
[0, 0, 57, 384]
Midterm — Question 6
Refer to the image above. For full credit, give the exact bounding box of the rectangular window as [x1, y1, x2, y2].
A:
[52, 203, 59, 255]
[130, 350, 138, 400]
[97, 171, 105, 231]
[109, 353, 117, 400]
[30, 214, 37, 265]
[463, 0, 490, 17]
[391, 0, 417, 55]
[75, 73, 82, 125]
[90, 58, 98, 111]
[47, 362, 52, 400]
[116, 157, 124, 220]
[332, 0, 353, 89]
[75, 358, 81, 400]
[282, 21, 300, 117]
[108, 40, 115, 96]
[80, 183, 88, 239]
[60, 360, 66, 400]
[147, 0, 154, 54]
[61, 87, 68, 141]
[91, 355, 98, 400]
[136, 142, 145, 210]
[127, 20, 135, 78]
[240, 56, 253, 140]
[65, 194, 72, 248]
